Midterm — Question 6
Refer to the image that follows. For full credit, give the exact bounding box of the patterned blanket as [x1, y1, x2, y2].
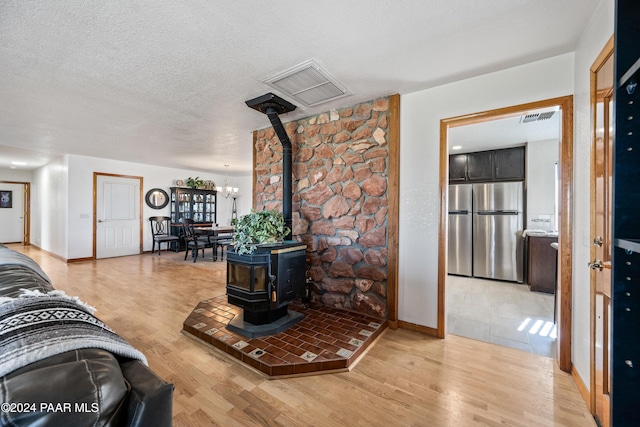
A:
[0, 292, 147, 377]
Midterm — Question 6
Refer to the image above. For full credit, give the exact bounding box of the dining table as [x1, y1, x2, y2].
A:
[194, 225, 235, 261]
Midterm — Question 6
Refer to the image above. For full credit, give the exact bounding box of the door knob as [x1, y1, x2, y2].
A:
[593, 236, 603, 247]
[98, 219, 104, 223]
[589, 259, 604, 271]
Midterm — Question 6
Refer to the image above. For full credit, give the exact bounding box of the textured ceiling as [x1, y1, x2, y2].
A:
[0, 0, 599, 173]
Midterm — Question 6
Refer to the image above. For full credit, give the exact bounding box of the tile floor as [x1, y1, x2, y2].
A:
[183, 296, 386, 378]
[446, 275, 556, 357]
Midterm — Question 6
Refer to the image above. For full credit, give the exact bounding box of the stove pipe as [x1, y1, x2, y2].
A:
[245, 93, 297, 239]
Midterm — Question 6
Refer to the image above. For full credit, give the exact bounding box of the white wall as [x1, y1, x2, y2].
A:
[31, 156, 69, 257]
[0, 168, 32, 182]
[28, 155, 252, 260]
[571, 0, 614, 390]
[526, 138, 559, 231]
[399, 53, 574, 328]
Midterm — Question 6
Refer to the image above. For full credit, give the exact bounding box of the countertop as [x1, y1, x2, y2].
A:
[523, 229, 558, 238]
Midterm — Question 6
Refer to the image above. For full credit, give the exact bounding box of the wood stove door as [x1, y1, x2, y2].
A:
[274, 250, 307, 305]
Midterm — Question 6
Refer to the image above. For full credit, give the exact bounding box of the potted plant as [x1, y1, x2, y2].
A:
[231, 209, 290, 255]
[186, 176, 205, 189]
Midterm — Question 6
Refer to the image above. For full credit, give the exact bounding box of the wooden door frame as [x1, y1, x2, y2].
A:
[0, 180, 30, 245]
[92, 172, 144, 259]
[438, 95, 574, 373]
[589, 35, 614, 415]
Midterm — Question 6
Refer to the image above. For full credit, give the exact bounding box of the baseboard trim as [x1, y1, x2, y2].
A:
[67, 257, 94, 263]
[30, 244, 93, 263]
[30, 245, 66, 262]
[571, 364, 591, 412]
[398, 320, 439, 337]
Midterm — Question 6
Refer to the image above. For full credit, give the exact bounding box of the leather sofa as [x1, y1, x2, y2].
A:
[0, 244, 173, 426]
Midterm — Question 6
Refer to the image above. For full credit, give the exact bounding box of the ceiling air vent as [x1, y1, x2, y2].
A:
[263, 59, 349, 107]
[520, 111, 555, 123]
[537, 111, 555, 121]
[521, 113, 540, 123]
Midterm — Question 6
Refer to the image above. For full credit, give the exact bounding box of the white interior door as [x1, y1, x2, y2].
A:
[95, 175, 141, 259]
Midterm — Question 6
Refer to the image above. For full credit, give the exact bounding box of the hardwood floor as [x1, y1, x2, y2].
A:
[9, 244, 595, 426]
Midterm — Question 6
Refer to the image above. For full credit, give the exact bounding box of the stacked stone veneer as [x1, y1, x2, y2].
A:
[254, 97, 390, 319]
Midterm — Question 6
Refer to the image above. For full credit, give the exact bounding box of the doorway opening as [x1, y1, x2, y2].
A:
[0, 180, 30, 245]
[447, 111, 560, 357]
[438, 95, 574, 372]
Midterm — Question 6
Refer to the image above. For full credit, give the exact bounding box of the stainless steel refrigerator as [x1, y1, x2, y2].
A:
[448, 184, 473, 276]
[473, 182, 524, 282]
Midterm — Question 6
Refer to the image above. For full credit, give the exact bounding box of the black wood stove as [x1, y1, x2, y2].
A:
[226, 92, 307, 338]
[226, 242, 307, 338]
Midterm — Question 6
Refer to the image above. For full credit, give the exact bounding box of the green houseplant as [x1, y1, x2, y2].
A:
[231, 209, 290, 255]
[185, 176, 205, 189]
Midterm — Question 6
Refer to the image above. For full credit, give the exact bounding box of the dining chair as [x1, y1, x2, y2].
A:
[182, 219, 213, 262]
[149, 216, 180, 255]
[212, 233, 233, 261]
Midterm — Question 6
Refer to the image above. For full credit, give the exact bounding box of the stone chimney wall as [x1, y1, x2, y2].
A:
[254, 97, 390, 319]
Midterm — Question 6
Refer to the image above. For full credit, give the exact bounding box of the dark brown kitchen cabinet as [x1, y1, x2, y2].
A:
[449, 146, 525, 183]
[449, 154, 468, 182]
[466, 151, 494, 181]
[494, 146, 525, 180]
[527, 235, 557, 294]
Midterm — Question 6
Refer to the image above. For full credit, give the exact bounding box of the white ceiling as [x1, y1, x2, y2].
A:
[0, 0, 599, 173]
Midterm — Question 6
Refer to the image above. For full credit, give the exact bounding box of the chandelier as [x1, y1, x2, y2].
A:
[220, 165, 239, 199]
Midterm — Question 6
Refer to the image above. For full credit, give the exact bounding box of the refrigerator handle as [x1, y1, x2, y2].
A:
[477, 210, 519, 215]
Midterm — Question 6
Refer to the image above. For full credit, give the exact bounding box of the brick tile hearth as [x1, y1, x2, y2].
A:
[183, 296, 386, 378]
